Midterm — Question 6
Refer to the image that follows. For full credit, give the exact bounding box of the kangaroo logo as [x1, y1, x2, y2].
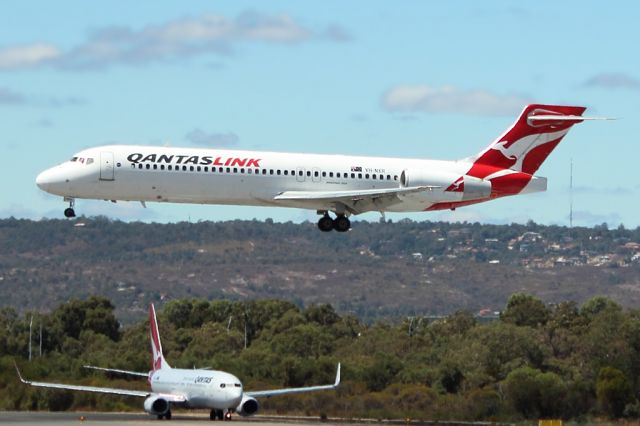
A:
[491, 141, 518, 161]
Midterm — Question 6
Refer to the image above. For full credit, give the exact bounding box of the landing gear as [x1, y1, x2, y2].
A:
[333, 215, 351, 233]
[210, 409, 231, 421]
[157, 409, 172, 420]
[316, 211, 351, 232]
[63, 198, 76, 218]
[317, 214, 334, 232]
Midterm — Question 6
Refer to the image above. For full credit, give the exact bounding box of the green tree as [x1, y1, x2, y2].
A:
[596, 367, 633, 417]
[501, 293, 549, 327]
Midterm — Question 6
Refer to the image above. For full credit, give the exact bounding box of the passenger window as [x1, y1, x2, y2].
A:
[138, 164, 143, 169]
[337, 173, 341, 178]
[306, 171, 311, 177]
[183, 166, 187, 171]
[379, 174, 384, 180]
[314, 171, 319, 177]
[240, 168, 245, 174]
[358, 173, 362, 179]
[146, 164, 150, 170]
[372, 174, 376, 179]
[284, 170, 288, 175]
[351, 173, 355, 178]
[204, 166, 208, 172]
[233, 168, 237, 173]
[262, 169, 267, 175]
[394, 175, 398, 180]
[160, 165, 165, 170]
[168, 165, 172, 171]
[152, 164, 157, 170]
[387, 174, 391, 180]
[247, 169, 252, 174]
[220, 167, 224, 173]
[277, 170, 281, 175]
[329, 172, 333, 178]
[365, 174, 369, 179]
[270, 169, 274, 175]
[197, 166, 201, 172]
[298, 171, 303, 176]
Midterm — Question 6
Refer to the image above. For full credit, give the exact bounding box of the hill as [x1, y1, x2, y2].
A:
[0, 217, 638, 323]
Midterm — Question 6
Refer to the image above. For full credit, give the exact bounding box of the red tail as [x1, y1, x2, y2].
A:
[149, 304, 170, 371]
[467, 104, 586, 179]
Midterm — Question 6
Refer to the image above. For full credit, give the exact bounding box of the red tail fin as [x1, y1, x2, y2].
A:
[149, 304, 170, 371]
[467, 104, 586, 179]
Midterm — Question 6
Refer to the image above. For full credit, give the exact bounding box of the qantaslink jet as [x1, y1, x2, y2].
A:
[35, 104, 605, 232]
[16, 304, 340, 420]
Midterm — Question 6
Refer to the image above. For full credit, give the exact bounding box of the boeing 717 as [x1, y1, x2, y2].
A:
[36, 104, 603, 231]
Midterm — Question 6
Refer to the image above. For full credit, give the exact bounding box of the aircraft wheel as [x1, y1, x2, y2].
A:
[333, 215, 351, 232]
[216, 409, 224, 420]
[224, 411, 232, 421]
[210, 409, 216, 420]
[317, 215, 334, 232]
[64, 207, 76, 218]
[165, 410, 172, 420]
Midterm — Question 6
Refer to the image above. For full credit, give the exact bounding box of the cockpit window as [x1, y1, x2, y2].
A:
[70, 157, 78, 162]
[86, 158, 94, 165]
[220, 383, 226, 388]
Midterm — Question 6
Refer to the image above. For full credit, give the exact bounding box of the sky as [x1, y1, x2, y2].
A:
[1, 1, 639, 228]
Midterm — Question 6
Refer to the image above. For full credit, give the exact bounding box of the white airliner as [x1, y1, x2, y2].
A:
[16, 304, 341, 421]
[35, 104, 604, 231]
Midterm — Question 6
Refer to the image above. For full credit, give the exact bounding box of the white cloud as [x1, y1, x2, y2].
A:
[0, 13, 346, 71]
[0, 43, 60, 70]
[583, 72, 640, 90]
[0, 87, 24, 104]
[382, 85, 532, 116]
[185, 129, 239, 147]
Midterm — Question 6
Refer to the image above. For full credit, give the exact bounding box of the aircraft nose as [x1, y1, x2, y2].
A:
[36, 169, 52, 192]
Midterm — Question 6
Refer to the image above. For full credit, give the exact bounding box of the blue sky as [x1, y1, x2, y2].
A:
[1, 1, 638, 227]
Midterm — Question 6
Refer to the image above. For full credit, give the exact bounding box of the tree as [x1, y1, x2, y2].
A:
[501, 293, 549, 327]
[596, 367, 633, 417]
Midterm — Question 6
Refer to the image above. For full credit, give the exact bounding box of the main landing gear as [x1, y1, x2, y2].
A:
[210, 409, 232, 421]
[63, 198, 76, 218]
[157, 409, 172, 420]
[317, 212, 351, 232]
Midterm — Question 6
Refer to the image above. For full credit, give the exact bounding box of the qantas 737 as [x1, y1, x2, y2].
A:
[35, 104, 605, 231]
[16, 304, 340, 420]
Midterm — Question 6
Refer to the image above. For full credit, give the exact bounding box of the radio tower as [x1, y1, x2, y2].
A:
[569, 159, 573, 229]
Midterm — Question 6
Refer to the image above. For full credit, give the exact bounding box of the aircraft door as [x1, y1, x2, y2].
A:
[296, 167, 305, 182]
[100, 151, 115, 181]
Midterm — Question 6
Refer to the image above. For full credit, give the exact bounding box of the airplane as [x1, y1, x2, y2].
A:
[16, 304, 341, 421]
[35, 104, 606, 232]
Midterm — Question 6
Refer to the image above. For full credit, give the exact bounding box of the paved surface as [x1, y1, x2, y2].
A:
[0, 411, 307, 425]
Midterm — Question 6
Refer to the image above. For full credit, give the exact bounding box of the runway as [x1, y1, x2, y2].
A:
[0, 411, 316, 425]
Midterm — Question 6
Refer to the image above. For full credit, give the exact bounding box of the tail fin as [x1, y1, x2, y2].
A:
[466, 104, 587, 179]
[149, 304, 170, 371]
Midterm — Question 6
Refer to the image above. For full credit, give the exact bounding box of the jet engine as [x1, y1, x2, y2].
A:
[143, 395, 170, 416]
[235, 395, 259, 416]
[400, 169, 491, 201]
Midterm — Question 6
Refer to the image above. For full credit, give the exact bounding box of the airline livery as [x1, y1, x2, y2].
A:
[35, 104, 603, 231]
[16, 304, 340, 420]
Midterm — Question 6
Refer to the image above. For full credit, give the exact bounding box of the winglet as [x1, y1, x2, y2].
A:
[14, 361, 29, 384]
[334, 363, 341, 387]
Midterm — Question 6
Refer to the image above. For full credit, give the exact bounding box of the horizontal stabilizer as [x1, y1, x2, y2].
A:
[528, 115, 614, 122]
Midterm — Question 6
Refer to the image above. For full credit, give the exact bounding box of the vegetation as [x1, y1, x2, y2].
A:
[3, 295, 640, 421]
[1, 218, 639, 324]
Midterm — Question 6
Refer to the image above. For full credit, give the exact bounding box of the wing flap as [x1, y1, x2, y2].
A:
[84, 365, 149, 378]
[247, 363, 340, 398]
[274, 186, 436, 202]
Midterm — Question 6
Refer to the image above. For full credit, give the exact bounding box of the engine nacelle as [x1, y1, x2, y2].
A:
[400, 169, 491, 202]
[235, 395, 259, 416]
[144, 395, 170, 416]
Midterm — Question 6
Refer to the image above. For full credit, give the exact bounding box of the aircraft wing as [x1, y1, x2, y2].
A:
[15, 363, 185, 402]
[246, 363, 340, 398]
[84, 365, 149, 378]
[274, 186, 438, 214]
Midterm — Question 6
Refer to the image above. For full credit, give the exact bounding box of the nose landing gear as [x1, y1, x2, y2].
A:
[317, 212, 351, 232]
[210, 409, 232, 421]
[63, 198, 76, 218]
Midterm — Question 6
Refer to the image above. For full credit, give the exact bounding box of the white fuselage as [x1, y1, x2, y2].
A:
[149, 367, 243, 409]
[35, 145, 488, 213]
